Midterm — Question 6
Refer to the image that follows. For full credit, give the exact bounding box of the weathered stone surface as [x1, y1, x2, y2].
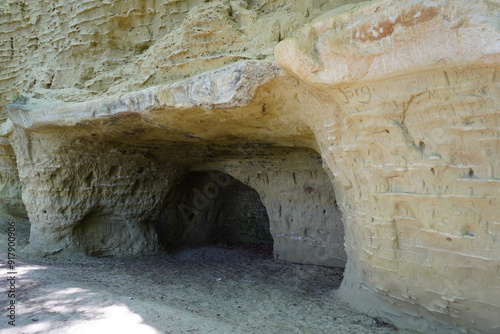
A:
[0, 0, 499, 333]
[6, 73, 346, 264]
[275, 1, 500, 333]
[0, 0, 363, 110]
[190, 147, 346, 267]
[0, 120, 26, 222]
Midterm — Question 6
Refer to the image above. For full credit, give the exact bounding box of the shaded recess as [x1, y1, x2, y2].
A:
[72, 210, 116, 256]
[72, 209, 158, 257]
[154, 171, 273, 253]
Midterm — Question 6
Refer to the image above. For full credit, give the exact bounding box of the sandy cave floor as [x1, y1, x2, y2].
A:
[0, 220, 419, 334]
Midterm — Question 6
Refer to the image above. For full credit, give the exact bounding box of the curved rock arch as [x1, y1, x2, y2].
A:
[1, 0, 499, 333]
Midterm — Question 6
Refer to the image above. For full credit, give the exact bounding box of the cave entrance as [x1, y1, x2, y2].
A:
[154, 171, 273, 254]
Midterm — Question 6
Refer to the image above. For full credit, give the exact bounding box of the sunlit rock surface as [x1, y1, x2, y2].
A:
[1, 0, 499, 333]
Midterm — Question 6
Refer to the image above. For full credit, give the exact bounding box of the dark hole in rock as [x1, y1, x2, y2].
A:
[418, 141, 426, 152]
[154, 171, 273, 256]
[108, 165, 119, 177]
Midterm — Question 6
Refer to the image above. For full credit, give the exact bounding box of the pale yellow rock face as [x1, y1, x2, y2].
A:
[0, 0, 364, 109]
[1, 0, 499, 333]
[276, 0, 500, 333]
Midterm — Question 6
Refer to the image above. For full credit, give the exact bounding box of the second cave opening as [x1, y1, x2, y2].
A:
[154, 171, 273, 254]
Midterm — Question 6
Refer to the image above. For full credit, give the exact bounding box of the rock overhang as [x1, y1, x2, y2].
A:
[5, 60, 323, 153]
[1, 0, 499, 333]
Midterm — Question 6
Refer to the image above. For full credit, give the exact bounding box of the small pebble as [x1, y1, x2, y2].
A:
[129, 297, 133, 300]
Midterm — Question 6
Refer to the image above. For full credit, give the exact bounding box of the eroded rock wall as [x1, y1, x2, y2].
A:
[0, 0, 364, 110]
[275, 1, 500, 332]
[0, 128, 26, 222]
[9, 127, 184, 255]
[192, 147, 346, 267]
[1, 0, 499, 333]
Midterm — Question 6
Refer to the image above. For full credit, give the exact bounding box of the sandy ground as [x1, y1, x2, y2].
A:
[0, 220, 419, 334]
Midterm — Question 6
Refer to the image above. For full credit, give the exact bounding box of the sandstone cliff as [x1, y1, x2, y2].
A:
[1, 0, 499, 333]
